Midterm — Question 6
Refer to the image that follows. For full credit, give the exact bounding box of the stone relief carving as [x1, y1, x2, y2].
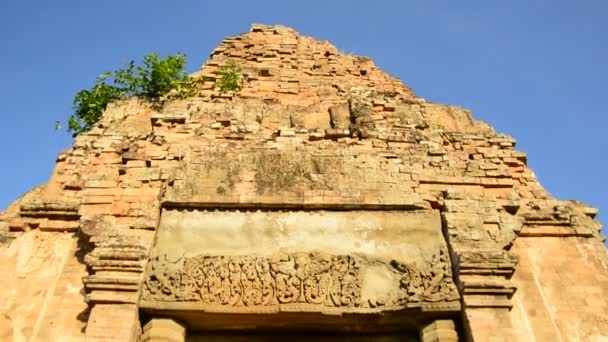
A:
[142, 249, 458, 307]
[391, 247, 459, 303]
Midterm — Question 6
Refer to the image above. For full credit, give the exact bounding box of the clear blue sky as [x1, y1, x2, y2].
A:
[1, 1, 606, 238]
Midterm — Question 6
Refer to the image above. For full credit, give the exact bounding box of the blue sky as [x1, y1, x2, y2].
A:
[0, 1, 606, 237]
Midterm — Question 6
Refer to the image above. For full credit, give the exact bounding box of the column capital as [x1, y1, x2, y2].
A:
[140, 318, 186, 342]
[420, 319, 459, 342]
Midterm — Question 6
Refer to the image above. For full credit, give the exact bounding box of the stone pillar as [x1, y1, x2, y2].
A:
[85, 304, 141, 342]
[420, 319, 459, 342]
[140, 318, 186, 342]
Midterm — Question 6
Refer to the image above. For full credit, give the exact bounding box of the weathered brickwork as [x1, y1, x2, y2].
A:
[0, 230, 87, 341]
[0, 24, 606, 341]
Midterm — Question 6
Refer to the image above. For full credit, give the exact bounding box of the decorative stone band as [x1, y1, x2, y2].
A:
[84, 234, 150, 304]
[141, 248, 460, 312]
[9, 198, 80, 232]
[518, 200, 602, 238]
[457, 250, 518, 309]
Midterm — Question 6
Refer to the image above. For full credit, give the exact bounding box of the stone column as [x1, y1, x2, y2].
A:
[85, 304, 141, 342]
[140, 318, 186, 342]
[420, 319, 459, 342]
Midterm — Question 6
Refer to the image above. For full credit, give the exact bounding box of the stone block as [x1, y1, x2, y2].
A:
[86, 180, 119, 189]
[302, 112, 331, 129]
[420, 319, 459, 342]
[329, 103, 350, 129]
[38, 219, 79, 232]
[85, 304, 140, 341]
[141, 318, 185, 342]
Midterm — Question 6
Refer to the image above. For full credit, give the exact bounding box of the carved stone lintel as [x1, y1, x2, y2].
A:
[142, 248, 459, 309]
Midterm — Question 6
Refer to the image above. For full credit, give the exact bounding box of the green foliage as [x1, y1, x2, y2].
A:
[174, 75, 197, 99]
[114, 52, 193, 98]
[68, 74, 125, 135]
[218, 60, 242, 92]
[65, 52, 196, 135]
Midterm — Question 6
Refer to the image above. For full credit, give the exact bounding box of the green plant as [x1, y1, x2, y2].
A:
[65, 52, 196, 135]
[114, 52, 192, 98]
[217, 60, 242, 92]
[67, 73, 125, 135]
[174, 75, 197, 99]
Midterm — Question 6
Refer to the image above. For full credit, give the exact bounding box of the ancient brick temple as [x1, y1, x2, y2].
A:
[1, 24, 607, 342]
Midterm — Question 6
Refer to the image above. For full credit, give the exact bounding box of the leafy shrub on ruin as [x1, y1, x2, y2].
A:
[217, 60, 243, 92]
[66, 52, 196, 135]
[67, 73, 125, 134]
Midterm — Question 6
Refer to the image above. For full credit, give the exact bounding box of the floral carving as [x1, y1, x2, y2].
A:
[143, 252, 362, 307]
[142, 249, 458, 307]
[392, 247, 459, 303]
